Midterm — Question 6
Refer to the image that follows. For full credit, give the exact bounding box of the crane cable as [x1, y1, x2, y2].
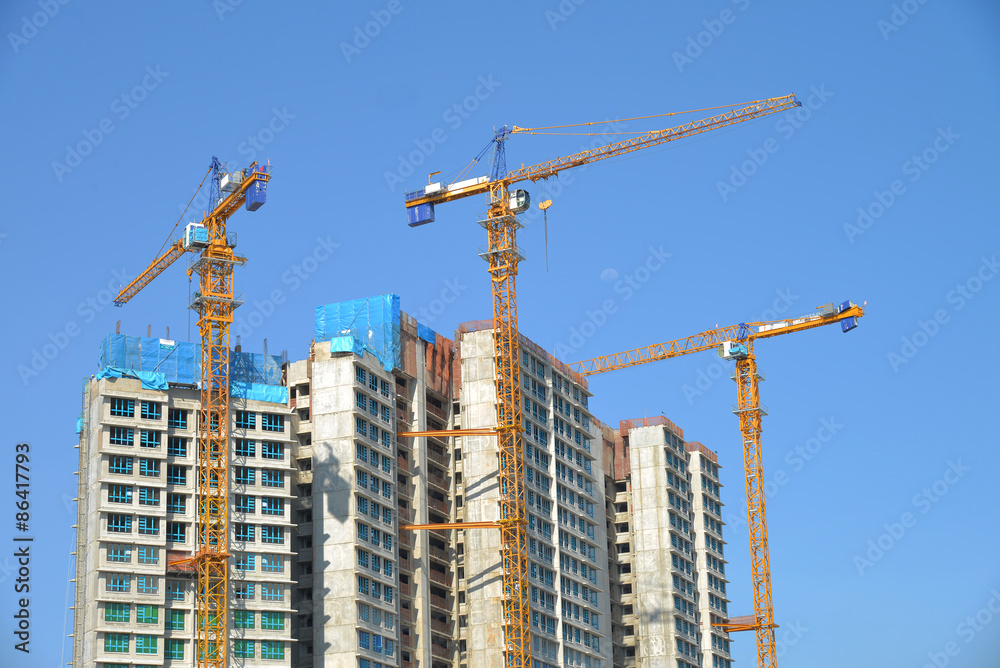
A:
[511, 98, 781, 135]
[153, 165, 213, 258]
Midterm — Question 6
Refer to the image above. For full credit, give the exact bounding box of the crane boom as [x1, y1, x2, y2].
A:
[569, 299, 864, 668]
[569, 301, 864, 376]
[114, 240, 187, 306]
[404, 94, 801, 213]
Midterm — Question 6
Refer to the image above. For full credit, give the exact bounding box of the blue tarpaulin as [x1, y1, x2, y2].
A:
[100, 334, 199, 385]
[416, 322, 436, 344]
[76, 417, 84, 434]
[97, 365, 169, 390]
[315, 294, 401, 371]
[230, 381, 288, 403]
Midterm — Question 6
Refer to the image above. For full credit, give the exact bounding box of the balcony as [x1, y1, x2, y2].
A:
[429, 569, 452, 587]
[430, 618, 452, 635]
[425, 400, 447, 422]
[400, 581, 412, 597]
[399, 555, 413, 573]
[430, 594, 451, 611]
[428, 545, 449, 563]
[427, 496, 449, 515]
[397, 454, 409, 472]
[427, 447, 449, 468]
[431, 643, 451, 660]
[400, 607, 413, 623]
[427, 470, 449, 491]
[402, 633, 414, 649]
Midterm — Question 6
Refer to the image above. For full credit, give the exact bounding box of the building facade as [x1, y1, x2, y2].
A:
[74, 354, 295, 668]
[73, 295, 734, 668]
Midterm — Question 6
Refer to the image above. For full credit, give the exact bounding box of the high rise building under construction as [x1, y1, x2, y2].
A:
[72, 293, 732, 668]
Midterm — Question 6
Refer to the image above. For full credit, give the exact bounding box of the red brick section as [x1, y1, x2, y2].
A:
[684, 440, 719, 464]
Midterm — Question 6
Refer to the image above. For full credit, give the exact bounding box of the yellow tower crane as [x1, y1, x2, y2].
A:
[401, 95, 803, 668]
[568, 300, 866, 668]
[113, 157, 271, 668]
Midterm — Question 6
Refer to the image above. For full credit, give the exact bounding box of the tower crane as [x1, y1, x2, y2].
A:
[568, 300, 866, 668]
[400, 95, 802, 668]
[113, 157, 271, 668]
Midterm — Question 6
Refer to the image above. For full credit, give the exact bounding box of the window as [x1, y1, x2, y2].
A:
[166, 639, 184, 660]
[106, 543, 130, 562]
[139, 487, 159, 506]
[168, 408, 187, 428]
[166, 464, 186, 485]
[140, 401, 161, 420]
[234, 610, 255, 629]
[107, 484, 132, 504]
[358, 630, 370, 650]
[136, 576, 158, 594]
[260, 554, 282, 573]
[106, 573, 130, 592]
[136, 605, 158, 624]
[260, 611, 284, 630]
[166, 493, 185, 513]
[107, 513, 131, 533]
[235, 495, 255, 514]
[261, 441, 283, 459]
[261, 469, 284, 488]
[105, 602, 130, 623]
[166, 522, 186, 542]
[383, 507, 392, 526]
[137, 545, 157, 564]
[356, 417, 368, 436]
[260, 641, 284, 660]
[261, 525, 284, 544]
[356, 366, 366, 384]
[138, 516, 159, 535]
[166, 580, 185, 601]
[104, 633, 129, 653]
[139, 458, 159, 477]
[236, 439, 256, 457]
[261, 413, 284, 432]
[169, 609, 185, 630]
[236, 467, 255, 485]
[384, 585, 393, 603]
[234, 640, 255, 659]
[235, 582, 255, 600]
[235, 523, 255, 542]
[236, 411, 256, 429]
[110, 397, 134, 417]
[356, 391, 367, 410]
[108, 455, 133, 475]
[261, 582, 283, 601]
[140, 430, 160, 448]
[109, 427, 133, 446]
[261, 497, 284, 516]
[383, 481, 392, 500]
[358, 576, 369, 595]
[235, 553, 256, 571]
[167, 437, 187, 457]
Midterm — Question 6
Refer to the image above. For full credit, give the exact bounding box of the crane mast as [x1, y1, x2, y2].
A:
[569, 301, 864, 668]
[403, 95, 802, 668]
[114, 157, 270, 668]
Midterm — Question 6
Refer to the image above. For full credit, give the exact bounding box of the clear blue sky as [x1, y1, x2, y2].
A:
[2, 2, 998, 667]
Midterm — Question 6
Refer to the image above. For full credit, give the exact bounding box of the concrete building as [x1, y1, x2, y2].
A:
[73, 339, 295, 668]
[73, 294, 733, 668]
[601, 417, 732, 668]
[454, 322, 612, 668]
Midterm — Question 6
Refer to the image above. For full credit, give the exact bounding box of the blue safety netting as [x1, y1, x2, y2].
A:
[416, 322, 437, 344]
[76, 417, 85, 434]
[315, 294, 401, 371]
[230, 381, 288, 403]
[100, 334, 199, 385]
[230, 351, 282, 385]
[97, 365, 169, 390]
